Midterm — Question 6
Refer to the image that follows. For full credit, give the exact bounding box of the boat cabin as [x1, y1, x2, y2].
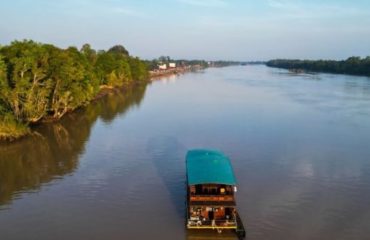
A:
[186, 149, 242, 233]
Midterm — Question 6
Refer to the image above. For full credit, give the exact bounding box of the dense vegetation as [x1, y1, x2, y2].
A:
[0, 40, 149, 140]
[266, 57, 370, 76]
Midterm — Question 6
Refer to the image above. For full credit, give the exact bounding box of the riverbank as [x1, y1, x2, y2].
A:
[0, 115, 30, 142]
[266, 57, 370, 77]
[0, 40, 149, 142]
[149, 65, 204, 79]
[0, 66, 202, 142]
[0, 83, 142, 142]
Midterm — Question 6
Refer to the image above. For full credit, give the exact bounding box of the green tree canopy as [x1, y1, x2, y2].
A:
[0, 40, 149, 140]
[108, 45, 129, 56]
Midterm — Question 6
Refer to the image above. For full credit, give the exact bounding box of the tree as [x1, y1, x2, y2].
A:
[95, 51, 132, 87]
[80, 43, 97, 65]
[48, 47, 98, 119]
[0, 40, 53, 122]
[0, 54, 9, 114]
[0, 40, 150, 140]
[129, 57, 149, 82]
[108, 45, 129, 56]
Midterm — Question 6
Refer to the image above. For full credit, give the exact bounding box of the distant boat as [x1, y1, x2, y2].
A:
[185, 149, 246, 238]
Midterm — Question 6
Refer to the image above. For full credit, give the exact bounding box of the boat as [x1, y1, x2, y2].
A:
[185, 149, 246, 239]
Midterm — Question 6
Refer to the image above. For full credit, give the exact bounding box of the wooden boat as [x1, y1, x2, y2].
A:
[186, 149, 246, 239]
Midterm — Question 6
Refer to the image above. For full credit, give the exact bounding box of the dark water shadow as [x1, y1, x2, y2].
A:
[0, 84, 148, 207]
[268, 67, 321, 79]
[186, 230, 238, 240]
[146, 136, 187, 219]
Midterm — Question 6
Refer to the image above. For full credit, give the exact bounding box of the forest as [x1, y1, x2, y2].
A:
[266, 57, 370, 76]
[0, 40, 149, 140]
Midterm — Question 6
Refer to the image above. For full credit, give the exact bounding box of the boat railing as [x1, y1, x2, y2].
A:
[188, 218, 237, 227]
[189, 195, 234, 202]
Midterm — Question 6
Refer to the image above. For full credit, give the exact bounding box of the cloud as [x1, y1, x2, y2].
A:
[178, 0, 227, 7]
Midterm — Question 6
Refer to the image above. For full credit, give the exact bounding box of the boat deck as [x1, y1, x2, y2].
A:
[187, 219, 237, 230]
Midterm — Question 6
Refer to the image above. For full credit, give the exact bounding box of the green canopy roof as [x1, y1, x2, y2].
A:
[186, 149, 236, 186]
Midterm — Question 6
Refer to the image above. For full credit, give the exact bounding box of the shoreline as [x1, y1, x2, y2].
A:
[0, 40, 150, 143]
[0, 67, 204, 142]
[39, 84, 134, 123]
[266, 58, 370, 77]
[149, 65, 204, 80]
[0, 83, 140, 142]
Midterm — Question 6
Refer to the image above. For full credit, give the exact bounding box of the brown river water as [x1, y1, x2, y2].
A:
[1, 65, 370, 240]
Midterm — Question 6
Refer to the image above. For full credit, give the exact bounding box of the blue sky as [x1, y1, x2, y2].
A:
[1, 0, 370, 60]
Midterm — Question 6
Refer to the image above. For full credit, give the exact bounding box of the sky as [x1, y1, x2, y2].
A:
[1, 0, 370, 61]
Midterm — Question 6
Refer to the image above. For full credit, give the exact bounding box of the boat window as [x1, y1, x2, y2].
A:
[191, 184, 235, 195]
[195, 185, 202, 194]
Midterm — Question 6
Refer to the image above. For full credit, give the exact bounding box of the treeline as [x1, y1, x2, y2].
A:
[0, 40, 149, 140]
[146, 56, 244, 70]
[146, 56, 210, 70]
[266, 57, 370, 76]
[210, 60, 242, 67]
[240, 61, 266, 65]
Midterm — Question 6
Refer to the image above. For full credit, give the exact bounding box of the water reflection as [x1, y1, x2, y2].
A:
[272, 69, 322, 81]
[1, 66, 370, 240]
[159, 74, 178, 84]
[0, 84, 147, 207]
[243, 66, 370, 126]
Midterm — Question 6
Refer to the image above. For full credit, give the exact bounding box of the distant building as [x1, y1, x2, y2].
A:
[169, 63, 176, 68]
[158, 64, 167, 70]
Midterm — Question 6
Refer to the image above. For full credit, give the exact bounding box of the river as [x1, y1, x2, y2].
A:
[1, 65, 370, 240]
